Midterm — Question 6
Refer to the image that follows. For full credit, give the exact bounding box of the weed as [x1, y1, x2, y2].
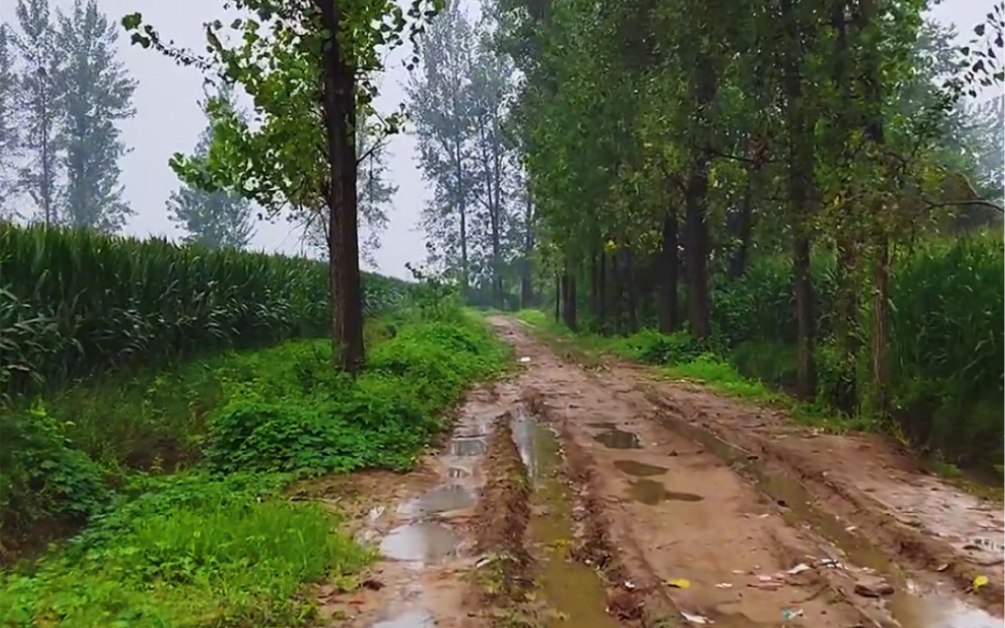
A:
[0, 472, 373, 627]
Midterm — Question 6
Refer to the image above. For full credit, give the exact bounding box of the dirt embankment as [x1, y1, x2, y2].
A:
[493, 315, 1003, 628]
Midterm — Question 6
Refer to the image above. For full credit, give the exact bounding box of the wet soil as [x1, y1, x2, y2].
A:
[314, 385, 504, 628]
[311, 316, 1001, 628]
[493, 315, 1003, 628]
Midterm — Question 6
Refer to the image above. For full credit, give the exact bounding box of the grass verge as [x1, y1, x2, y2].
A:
[1, 304, 510, 626]
[514, 310, 874, 433]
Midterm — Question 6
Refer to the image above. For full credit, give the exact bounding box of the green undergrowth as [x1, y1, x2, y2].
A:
[515, 310, 873, 432]
[1, 304, 509, 627]
[1, 472, 373, 627]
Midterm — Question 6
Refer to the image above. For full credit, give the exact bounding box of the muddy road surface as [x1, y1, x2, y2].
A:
[318, 316, 1002, 628]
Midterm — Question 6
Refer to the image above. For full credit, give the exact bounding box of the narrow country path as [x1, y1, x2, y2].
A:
[320, 315, 1002, 628]
[488, 315, 1002, 628]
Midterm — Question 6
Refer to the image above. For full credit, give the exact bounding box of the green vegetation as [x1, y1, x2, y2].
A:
[1, 298, 509, 625]
[517, 230, 1004, 460]
[0, 223, 410, 399]
[0, 472, 373, 627]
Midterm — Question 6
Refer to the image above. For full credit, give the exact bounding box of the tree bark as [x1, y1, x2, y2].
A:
[781, 0, 817, 399]
[727, 169, 755, 281]
[658, 208, 679, 332]
[520, 192, 534, 308]
[625, 250, 639, 334]
[318, 0, 364, 374]
[683, 54, 716, 340]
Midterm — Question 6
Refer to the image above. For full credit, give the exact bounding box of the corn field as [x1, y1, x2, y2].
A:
[0, 223, 410, 400]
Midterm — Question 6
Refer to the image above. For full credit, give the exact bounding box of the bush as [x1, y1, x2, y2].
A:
[0, 223, 410, 399]
[609, 329, 709, 365]
[0, 403, 110, 543]
[204, 313, 509, 476]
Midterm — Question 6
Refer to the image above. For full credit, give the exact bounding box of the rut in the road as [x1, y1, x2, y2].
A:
[491, 315, 1002, 628]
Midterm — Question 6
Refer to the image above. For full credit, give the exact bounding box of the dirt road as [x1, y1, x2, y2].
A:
[318, 316, 1003, 628]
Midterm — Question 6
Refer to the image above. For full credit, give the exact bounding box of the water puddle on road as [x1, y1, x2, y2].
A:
[592, 428, 642, 449]
[653, 410, 1000, 628]
[448, 437, 487, 456]
[628, 478, 704, 505]
[613, 459, 668, 477]
[511, 408, 624, 628]
[399, 485, 476, 517]
[379, 521, 460, 564]
[371, 609, 435, 628]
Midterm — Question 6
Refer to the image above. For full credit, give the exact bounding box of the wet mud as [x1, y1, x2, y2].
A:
[511, 409, 625, 628]
[491, 315, 1003, 628]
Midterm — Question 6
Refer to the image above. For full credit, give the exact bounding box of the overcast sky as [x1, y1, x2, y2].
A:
[0, 0, 992, 280]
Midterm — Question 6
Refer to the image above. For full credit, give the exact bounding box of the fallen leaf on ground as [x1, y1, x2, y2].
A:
[665, 578, 691, 589]
[972, 575, 989, 592]
[681, 611, 713, 625]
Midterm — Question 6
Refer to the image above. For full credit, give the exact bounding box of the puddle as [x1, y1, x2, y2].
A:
[512, 408, 625, 628]
[613, 459, 668, 477]
[380, 522, 459, 563]
[653, 410, 1002, 628]
[371, 609, 436, 628]
[628, 479, 703, 505]
[448, 437, 486, 456]
[399, 485, 476, 516]
[593, 428, 642, 449]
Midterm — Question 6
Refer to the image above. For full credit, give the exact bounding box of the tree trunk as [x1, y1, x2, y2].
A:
[609, 247, 624, 335]
[598, 250, 608, 335]
[834, 238, 859, 414]
[553, 274, 561, 323]
[870, 239, 890, 417]
[658, 208, 679, 333]
[683, 54, 715, 340]
[683, 167, 711, 339]
[625, 250, 639, 334]
[455, 143, 469, 300]
[318, 0, 364, 374]
[520, 194, 534, 308]
[781, 0, 817, 399]
[831, 0, 858, 415]
[727, 170, 755, 281]
[560, 269, 578, 331]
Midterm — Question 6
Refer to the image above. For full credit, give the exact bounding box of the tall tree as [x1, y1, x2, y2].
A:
[13, 0, 62, 225]
[299, 111, 397, 266]
[125, 0, 439, 374]
[54, 0, 136, 232]
[407, 0, 477, 290]
[468, 27, 517, 308]
[0, 24, 21, 221]
[167, 87, 254, 249]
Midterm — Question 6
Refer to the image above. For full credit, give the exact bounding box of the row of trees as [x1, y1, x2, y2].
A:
[0, 0, 135, 230]
[484, 0, 1002, 414]
[0, 0, 264, 249]
[407, 2, 534, 309]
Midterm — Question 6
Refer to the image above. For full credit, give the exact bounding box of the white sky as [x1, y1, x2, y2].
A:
[0, 0, 993, 280]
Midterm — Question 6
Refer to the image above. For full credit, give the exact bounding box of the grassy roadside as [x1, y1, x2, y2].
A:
[0, 305, 510, 627]
[513, 309, 1005, 496]
[514, 309, 873, 433]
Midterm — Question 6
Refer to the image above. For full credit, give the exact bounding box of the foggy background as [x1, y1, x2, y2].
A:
[0, 0, 990, 280]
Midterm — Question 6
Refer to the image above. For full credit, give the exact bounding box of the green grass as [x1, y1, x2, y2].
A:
[515, 310, 874, 433]
[1, 473, 373, 628]
[1, 302, 511, 626]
